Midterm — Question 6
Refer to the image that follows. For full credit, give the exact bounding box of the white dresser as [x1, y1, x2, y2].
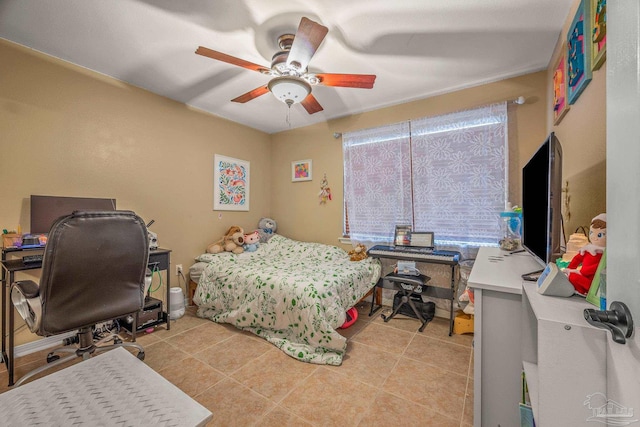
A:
[468, 247, 606, 426]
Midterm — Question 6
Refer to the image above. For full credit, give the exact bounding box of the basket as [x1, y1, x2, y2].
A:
[2, 233, 22, 249]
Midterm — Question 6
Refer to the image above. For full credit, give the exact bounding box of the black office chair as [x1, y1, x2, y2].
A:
[10, 210, 149, 386]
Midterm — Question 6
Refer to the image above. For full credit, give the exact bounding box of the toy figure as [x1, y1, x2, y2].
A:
[243, 230, 260, 252]
[564, 213, 606, 295]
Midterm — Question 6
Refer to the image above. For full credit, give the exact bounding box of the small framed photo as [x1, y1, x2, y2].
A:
[213, 154, 250, 211]
[292, 159, 312, 182]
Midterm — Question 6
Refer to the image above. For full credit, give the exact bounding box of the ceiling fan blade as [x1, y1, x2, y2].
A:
[196, 46, 271, 74]
[301, 94, 323, 114]
[316, 73, 377, 89]
[287, 17, 328, 71]
[231, 85, 270, 103]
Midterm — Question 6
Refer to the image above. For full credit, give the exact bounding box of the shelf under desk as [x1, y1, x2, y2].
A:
[367, 252, 460, 335]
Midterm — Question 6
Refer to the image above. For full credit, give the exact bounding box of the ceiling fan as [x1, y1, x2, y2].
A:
[195, 17, 376, 114]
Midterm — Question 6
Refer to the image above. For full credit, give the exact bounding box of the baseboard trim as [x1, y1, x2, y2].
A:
[14, 332, 76, 358]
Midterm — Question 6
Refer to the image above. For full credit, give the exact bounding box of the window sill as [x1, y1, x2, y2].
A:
[338, 237, 351, 245]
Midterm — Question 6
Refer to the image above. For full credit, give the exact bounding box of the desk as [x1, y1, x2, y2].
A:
[367, 247, 460, 335]
[0, 347, 212, 426]
[467, 247, 544, 427]
[1, 247, 171, 386]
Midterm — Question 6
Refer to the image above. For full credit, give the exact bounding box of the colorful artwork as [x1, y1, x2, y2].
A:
[591, 0, 606, 70]
[567, 0, 592, 105]
[292, 159, 312, 182]
[213, 155, 250, 211]
[553, 51, 570, 124]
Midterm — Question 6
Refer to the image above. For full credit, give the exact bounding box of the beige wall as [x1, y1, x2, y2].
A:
[547, 0, 607, 235]
[0, 39, 272, 302]
[270, 72, 550, 249]
[1, 0, 606, 343]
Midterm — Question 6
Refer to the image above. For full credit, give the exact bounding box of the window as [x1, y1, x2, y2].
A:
[343, 103, 508, 247]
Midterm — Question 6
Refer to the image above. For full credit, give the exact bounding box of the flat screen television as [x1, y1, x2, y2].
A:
[30, 195, 116, 234]
[521, 132, 563, 273]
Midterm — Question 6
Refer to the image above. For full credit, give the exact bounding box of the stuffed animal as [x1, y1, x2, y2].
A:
[243, 230, 260, 252]
[563, 213, 606, 295]
[207, 226, 245, 255]
[257, 217, 277, 243]
[348, 244, 368, 261]
[459, 288, 475, 315]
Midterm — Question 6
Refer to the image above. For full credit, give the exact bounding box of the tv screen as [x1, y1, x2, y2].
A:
[521, 133, 563, 268]
[30, 195, 116, 234]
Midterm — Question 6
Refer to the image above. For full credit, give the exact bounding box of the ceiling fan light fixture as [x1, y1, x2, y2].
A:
[268, 76, 310, 106]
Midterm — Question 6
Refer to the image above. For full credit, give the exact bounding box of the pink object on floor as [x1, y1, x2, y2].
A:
[339, 307, 358, 329]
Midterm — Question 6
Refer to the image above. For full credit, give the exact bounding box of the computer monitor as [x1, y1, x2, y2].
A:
[30, 195, 116, 234]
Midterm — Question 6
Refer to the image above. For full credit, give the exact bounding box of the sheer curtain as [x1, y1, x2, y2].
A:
[343, 122, 412, 245]
[343, 102, 508, 255]
[411, 102, 508, 249]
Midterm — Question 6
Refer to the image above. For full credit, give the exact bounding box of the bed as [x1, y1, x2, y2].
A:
[192, 234, 381, 365]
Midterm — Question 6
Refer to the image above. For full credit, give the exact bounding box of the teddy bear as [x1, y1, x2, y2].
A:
[207, 226, 245, 254]
[257, 217, 277, 243]
[243, 230, 260, 252]
[348, 244, 368, 261]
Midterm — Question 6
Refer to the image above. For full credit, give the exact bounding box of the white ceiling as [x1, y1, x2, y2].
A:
[0, 0, 574, 134]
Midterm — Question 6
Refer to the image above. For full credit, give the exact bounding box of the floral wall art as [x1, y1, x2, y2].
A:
[213, 154, 250, 211]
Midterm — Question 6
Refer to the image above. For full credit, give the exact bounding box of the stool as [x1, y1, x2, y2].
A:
[382, 273, 433, 332]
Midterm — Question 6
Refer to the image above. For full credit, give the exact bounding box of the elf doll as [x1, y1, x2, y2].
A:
[563, 213, 606, 295]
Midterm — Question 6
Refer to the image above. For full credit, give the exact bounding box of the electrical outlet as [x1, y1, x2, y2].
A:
[175, 264, 183, 276]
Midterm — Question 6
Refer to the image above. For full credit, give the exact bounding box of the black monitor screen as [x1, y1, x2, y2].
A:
[521, 133, 563, 267]
[30, 195, 116, 234]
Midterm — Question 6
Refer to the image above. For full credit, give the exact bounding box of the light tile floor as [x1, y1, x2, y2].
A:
[0, 301, 474, 426]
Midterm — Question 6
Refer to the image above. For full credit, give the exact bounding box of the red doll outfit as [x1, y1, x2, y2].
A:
[566, 244, 604, 295]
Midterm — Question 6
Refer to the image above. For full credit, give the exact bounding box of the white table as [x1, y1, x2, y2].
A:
[0, 347, 213, 426]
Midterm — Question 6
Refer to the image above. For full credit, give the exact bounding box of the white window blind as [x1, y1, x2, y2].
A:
[343, 103, 508, 247]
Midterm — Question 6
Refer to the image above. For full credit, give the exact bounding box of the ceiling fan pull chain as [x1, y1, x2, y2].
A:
[286, 105, 292, 128]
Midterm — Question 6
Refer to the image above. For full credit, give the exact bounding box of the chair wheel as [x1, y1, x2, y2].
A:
[47, 353, 60, 363]
[137, 351, 145, 361]
[113, 337, 123, 345]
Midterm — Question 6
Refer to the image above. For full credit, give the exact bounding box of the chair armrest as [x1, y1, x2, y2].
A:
[12, 280, 40, 298]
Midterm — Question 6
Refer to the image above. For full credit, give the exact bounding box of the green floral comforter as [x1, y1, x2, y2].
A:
[193, 235, 381, 365]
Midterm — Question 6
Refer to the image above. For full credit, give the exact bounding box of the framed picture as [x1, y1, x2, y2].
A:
[591, 0, 606, 70]
[553, 50, 570, 125]
[213, 154, 250, 211]
[292, 159, 312, 182]
[567, 0, 592, 105]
